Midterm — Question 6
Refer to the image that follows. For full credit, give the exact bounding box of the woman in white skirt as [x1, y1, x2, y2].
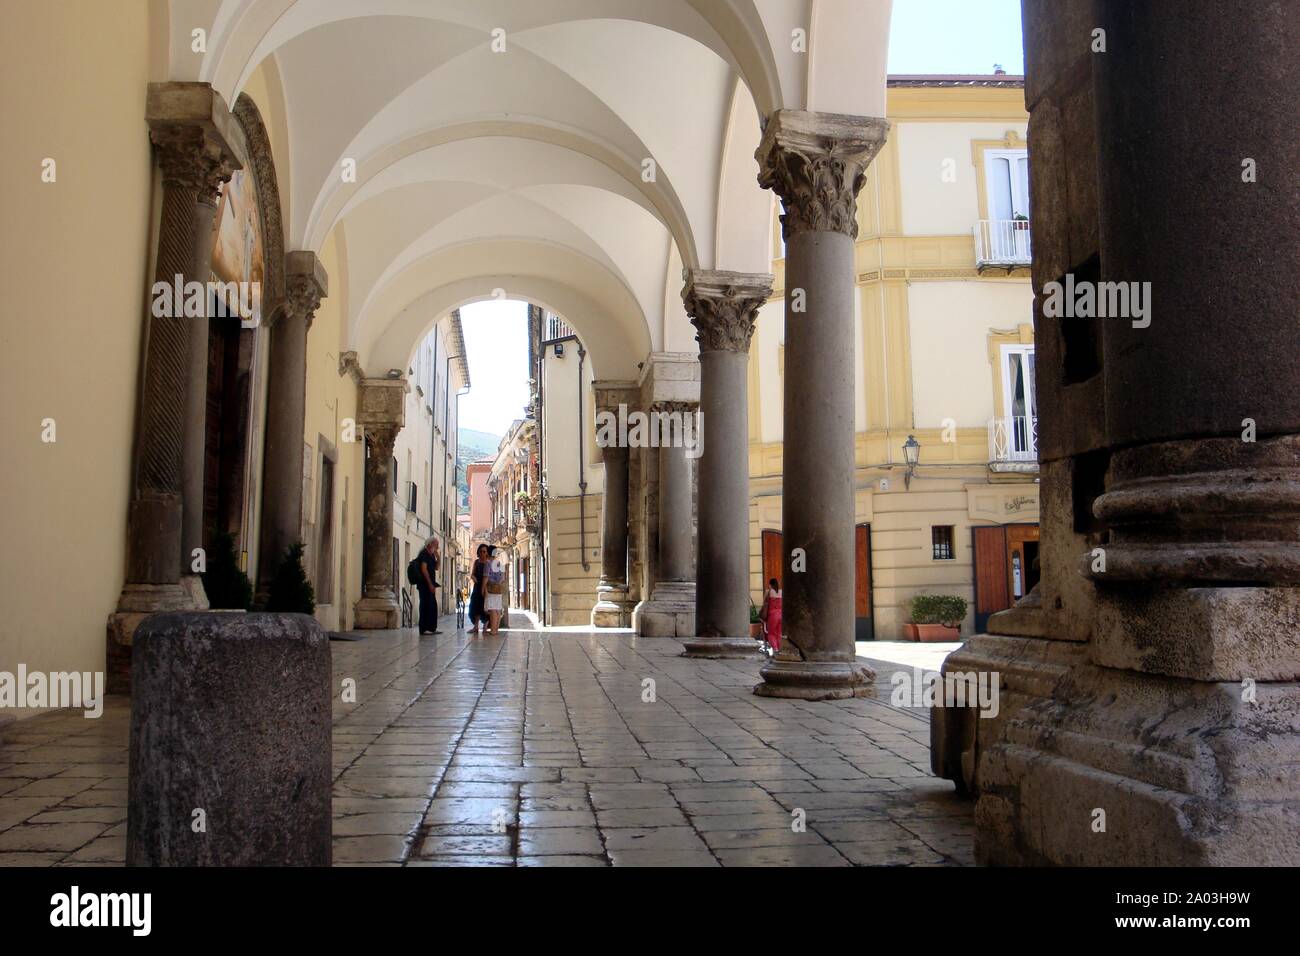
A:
[484, 546, 506, 634]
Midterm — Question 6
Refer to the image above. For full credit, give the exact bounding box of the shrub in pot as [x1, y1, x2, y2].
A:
[903, 594, 967, 642]
[266, 541, 316, 615]
[202, 529, 253, 610]
[749, 602, 764, 640]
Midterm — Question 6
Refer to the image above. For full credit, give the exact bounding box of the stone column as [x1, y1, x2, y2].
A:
[752, 111, 888, 697]
[256, 251, 327, 603]
[107, 83, 241, 694]
[957, 0, 1300, 866]
[353, 378, 407, 629]
[681, 271, 772, 658]
[591, 381, 639, 626]
[633, 356, 701, 637]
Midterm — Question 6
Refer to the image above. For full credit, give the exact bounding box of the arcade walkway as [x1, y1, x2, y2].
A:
[0, 620, 974, 867]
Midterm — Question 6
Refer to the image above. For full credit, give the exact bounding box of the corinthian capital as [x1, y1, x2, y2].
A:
[682, 270, 774, 354]
[146, 82, 243, 206]
[285, 250, 328, 330]
[755, 110, 889, 241]
[364, 423, 401, 458]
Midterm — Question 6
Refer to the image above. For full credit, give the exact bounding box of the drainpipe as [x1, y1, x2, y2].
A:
[537, 338, 547, 624]
[577, 343, 589, 571]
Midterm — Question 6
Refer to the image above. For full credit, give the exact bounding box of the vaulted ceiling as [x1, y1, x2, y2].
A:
[159, 0, 892, 377]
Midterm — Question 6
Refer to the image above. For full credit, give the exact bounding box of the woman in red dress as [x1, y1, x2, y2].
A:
[759, 577, 782, 653]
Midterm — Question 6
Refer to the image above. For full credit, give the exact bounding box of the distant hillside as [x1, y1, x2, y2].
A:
[459, 428, 502, 459]
[456, 428, 501, 507]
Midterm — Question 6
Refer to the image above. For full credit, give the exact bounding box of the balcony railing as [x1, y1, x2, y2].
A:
[989, 415, 1038, 463]
[974, 219, 1033, 268]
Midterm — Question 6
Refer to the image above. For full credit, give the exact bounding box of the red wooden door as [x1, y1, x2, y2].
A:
[761, 530, 783, 591]
[972, 525, 1010, 632]
[855, 524, 873, 640]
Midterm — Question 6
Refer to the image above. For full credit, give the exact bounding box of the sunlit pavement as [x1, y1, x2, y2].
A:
[0, 617, 974, 867]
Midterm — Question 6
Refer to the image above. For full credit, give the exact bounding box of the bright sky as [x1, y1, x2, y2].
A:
[457, 299, 531, 437]
[887, 0, 1024, 74]
[454, 2, 1023, 436]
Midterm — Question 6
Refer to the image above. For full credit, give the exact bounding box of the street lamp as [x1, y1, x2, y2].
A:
[902, 434, 921, 489]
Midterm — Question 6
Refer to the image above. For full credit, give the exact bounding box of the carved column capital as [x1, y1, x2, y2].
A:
[682, 269, 774, 354]
[284, 250, 327, 330]
[364, 422, 401, 458]
[146, 83, 243, 207]
[650, 400, 698, 416]
[755, 110, 889, 241]
[357, 377, 407, 450]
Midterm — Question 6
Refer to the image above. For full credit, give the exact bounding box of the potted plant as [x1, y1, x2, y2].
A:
[749, 602, 764, 640]
[903, 594, 967, 642]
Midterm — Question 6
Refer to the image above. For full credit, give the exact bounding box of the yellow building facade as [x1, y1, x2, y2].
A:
[747, 78, 1037, 641]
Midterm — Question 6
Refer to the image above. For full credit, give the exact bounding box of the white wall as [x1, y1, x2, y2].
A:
[541, 340, 603, 499]
[908, 281, 1034, 428]
[896, 121, 1030, 236]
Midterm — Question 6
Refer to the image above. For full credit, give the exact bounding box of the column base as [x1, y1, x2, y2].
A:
[930, 631, 1085, 797]
[592, 584, 632, 628]
[753, 658, 875, 700]
[976, 664, 1300, 865]
[682, 635, 764, 659]
[106, 583, 207, 695]
[179, 574, 210, 610]
[634, 582, 696, 637]
[353, 594, 398, 630]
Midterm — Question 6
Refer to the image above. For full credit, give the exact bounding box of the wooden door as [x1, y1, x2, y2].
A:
[972, 525, 1010, 633]
[761, 529, 783, 592]
[855, 524, 873, 641]
[1005, 524, 1041, 602]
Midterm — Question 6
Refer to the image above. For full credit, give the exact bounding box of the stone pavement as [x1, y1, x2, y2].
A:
[0, 616, 974, 866]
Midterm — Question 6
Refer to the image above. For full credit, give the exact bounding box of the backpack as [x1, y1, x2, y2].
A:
[407, 557, 422, 585]
[486, 558, 506, 594]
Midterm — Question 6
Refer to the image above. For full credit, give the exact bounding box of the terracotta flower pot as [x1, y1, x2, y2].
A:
[902, 623, 960, 642]
[749, 622, 765, 639]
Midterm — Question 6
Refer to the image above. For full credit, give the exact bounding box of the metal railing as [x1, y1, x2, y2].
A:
[974, 218, 1033, 267]
[989, 415, 1038, 462]
[545, 314, 575, 341]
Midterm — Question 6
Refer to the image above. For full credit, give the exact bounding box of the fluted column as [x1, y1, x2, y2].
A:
[256, 251, 327, 604]
[353, 378, 407, 629]
[681, 271, 772, 659]
[752, 111, 888, 697]
[107, 83, 241, 693]
[592, 380, 638, 627]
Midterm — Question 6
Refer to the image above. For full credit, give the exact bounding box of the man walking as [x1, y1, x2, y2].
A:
[417, 536, 441, 635]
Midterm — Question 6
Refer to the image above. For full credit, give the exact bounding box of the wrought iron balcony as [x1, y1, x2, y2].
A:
[989, 415, 1038, 466]
[974, 218, 1032, 268]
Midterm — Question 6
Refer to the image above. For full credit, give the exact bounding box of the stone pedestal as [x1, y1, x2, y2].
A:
[353, 378, 406, 629]
[256, 251, 327, 605]
[680, 271, 771, 659]
[751, 111, 888, 695]
[107, 83, 241, 692]
[635, 581, 697, 637]
[127, 612, 331, 866]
